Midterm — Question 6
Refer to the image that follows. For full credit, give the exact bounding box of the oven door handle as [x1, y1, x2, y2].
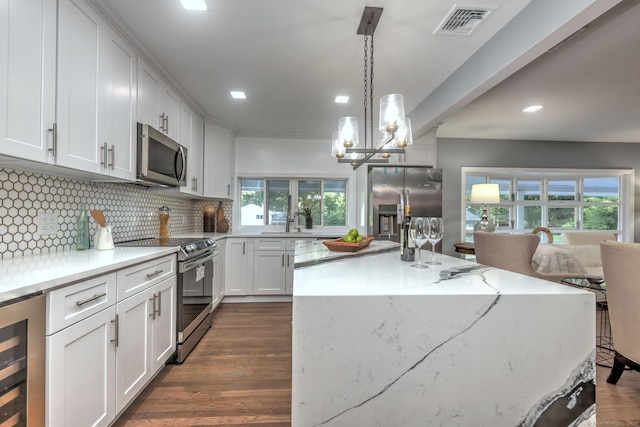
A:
[180, 251, 216, 273]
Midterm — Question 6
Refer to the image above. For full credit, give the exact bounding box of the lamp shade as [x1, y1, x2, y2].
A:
[470, 183, 500, 203]
[338, 116, 359, 148]
[395, 118, 413, 148]
[331, 131, 345, 159]
[379, 94, 405, 133]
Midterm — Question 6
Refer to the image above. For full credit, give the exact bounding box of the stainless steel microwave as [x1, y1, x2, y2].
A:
[137, 123, 187, 187]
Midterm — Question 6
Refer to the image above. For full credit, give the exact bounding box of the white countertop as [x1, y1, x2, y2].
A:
[294, 251, 591, 297]
[294, 239, 399, 267]
[0, 246, 178, 303]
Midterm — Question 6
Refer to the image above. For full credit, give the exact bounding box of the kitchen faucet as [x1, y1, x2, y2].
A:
[285, 194, 295, 232]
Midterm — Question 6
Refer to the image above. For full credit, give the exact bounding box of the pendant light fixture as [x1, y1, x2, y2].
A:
[332, 7, 412, 170]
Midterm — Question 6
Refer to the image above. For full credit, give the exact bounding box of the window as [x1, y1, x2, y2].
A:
[462, 168, 633, 243]
[239, 178, 347, 227]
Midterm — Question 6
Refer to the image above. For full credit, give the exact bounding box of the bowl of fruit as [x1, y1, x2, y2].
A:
[322, 229, 374, 252]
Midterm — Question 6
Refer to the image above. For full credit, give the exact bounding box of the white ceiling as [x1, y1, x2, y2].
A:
[91, 0, 639, 143]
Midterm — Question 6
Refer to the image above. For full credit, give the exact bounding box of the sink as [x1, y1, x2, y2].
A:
[261, 231, 312, 235]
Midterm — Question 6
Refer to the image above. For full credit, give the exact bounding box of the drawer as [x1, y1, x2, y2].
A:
[47, 272, 117, 335]
[116, 254, 176, 301]
[254, 238, 286, 251]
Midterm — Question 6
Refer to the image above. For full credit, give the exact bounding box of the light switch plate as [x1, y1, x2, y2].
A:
[37, 212, 59, 235]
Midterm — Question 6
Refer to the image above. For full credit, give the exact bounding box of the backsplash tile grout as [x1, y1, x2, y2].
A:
[0, 168, 232, 259]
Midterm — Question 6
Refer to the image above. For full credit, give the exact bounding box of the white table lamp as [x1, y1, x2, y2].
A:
[470, 183, 500, 232]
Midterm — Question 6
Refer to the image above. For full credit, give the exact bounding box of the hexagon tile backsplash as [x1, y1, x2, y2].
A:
[0, 168, 232, 259]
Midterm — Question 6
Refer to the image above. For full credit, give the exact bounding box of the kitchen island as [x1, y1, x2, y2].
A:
[292, 251, 595, 426]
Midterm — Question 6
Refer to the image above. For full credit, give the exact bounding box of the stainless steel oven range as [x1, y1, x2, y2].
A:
[117, 237, 217, 363]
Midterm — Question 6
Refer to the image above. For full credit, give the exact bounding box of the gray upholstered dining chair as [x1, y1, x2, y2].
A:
[600, 241, 640, 384]
[473, 231, 582, 283]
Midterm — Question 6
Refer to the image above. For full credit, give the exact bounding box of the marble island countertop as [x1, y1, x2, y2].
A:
[292, 251, 596, 426]
[293, 239, 399, 268]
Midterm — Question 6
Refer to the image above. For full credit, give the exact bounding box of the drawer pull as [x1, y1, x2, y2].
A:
[146, 269, 164, 278]
[76, 292, 107, 307]
[111, 314, 119, 347]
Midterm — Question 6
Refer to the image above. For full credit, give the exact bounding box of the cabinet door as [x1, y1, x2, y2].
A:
[191, 114, 204, 194]
[115, 290, 152, 413]
[137, 58, 161, 130]
[225, 239, 248, 295]
[47, 306, 117, 427]
[151, 277, 176, 373]
[56, 0, 104, 174]
[179, 103, 203, 196]
[160, 86, 181, 142]
[0, 0, 56, 163]
[203, 122, 232, 199]
[103, 27, 136, 180]
[253, 250, 287, 294]
[285, 252, 295, 294]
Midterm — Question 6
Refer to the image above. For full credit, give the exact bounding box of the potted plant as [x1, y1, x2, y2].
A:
[298, 197, 318, 229]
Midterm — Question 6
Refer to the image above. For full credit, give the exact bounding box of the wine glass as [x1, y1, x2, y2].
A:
[410, 218, 429, 269]
[426, 217, 444, 265]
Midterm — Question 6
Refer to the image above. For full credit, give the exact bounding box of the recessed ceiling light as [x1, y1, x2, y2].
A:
[180, 0, 207, 11]
[335, 95, 349, 104]
[230, 91, 246, 99]
[523, 105, 543, 113]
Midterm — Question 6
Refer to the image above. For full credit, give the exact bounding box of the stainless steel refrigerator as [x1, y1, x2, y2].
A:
[368, 166, 442, 242]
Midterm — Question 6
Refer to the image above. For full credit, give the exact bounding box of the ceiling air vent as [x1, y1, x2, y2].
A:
[434, 5, 497, 36]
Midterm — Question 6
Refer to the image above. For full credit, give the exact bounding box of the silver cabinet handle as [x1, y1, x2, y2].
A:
[165, 115, 169, 134]
[76, 292, 107, 307]
[159, 113, 166, 132]
[287, 254, 290, 267]
[227, 184, 230, 196]
[100, 142, 108, 168]
[282, 254, 284, 267]
[146, 269, 164, 278]
[242, 242, 245, 255]
[194, 178, 198, 191]
[48, 123, 57, 158]
[109, 144, 115, 170]
[149, 293, 157, 319]
[111, 314, 119, 347]
[157, 291, 162, 317]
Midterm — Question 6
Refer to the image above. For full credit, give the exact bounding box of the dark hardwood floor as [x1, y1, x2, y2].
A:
[113, 303, 292, 426]
[114, 302, 640, 426]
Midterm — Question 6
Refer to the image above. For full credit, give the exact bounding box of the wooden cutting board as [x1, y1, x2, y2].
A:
[216, 201, 229, 233]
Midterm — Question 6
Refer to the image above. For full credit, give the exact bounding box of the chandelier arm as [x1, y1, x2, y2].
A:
[350, 132, 397, 170]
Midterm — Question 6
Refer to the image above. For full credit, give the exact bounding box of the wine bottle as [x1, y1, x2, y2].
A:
[401, 194, 415, 262]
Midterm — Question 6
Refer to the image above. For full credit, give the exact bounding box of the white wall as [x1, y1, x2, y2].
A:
[234, 136, 359, 231]
[234, 134, 437, 233]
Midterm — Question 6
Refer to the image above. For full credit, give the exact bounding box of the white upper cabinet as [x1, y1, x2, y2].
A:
[179, 103, 204, 196]
[56, 0, 136, 180]
[103, 28, 137, 180]
[137, 58, 181, 142]
[0, 0, 57, 163]
[203, 122, 233, 199]
[56, 0, 103, 174]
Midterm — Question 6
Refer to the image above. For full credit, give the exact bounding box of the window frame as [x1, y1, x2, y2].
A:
[237, 177, 349, 231]
[461, 167, 634, 243]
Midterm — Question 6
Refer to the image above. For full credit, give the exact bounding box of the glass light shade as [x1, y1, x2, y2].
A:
[379, 94, 405, 133]
[331, 131, 345, 159]
[377, 131, 392, 159]
[470, 183, 500, 203]
[338, 116, 359, 148]
[395, 118, 413, 148]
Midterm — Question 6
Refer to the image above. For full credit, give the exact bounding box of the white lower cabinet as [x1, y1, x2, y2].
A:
[224, 238, 250, 296]
[46, 255, 177, 427]
[251, 238, 298, 295]
[47, 306, 117, 427]
[212, 240, 225, 309]
[115, 276, 176, 413]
